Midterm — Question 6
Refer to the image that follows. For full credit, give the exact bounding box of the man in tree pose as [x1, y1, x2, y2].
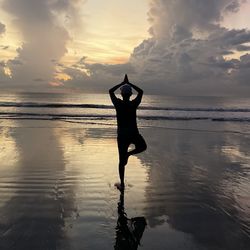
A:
[109, 74, 147, 189]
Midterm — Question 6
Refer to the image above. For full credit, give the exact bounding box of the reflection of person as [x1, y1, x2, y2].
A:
[109, 75, 147, 189]
[114, 190, 146, 250]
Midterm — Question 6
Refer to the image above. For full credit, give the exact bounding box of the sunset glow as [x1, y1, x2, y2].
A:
[1, 0, 250, 95]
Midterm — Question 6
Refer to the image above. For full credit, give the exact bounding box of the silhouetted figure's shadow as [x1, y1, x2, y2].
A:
[114, 190, 147, 250]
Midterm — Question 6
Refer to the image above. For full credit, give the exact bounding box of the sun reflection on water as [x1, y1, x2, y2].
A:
[0, 120, 19, 170]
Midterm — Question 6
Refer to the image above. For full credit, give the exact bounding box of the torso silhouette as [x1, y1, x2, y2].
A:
[113, 98, 140, 135]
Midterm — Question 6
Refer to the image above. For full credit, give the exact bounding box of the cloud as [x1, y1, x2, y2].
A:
[232, 53, 250, 84]
[1, 0, 250, 95]
[58, 0, 250, 96]
[236, 44, 250, 51]
[50, 0, 86, 30]
[0, 45, 9, 50]
[8, 59, 23, 65]
[83, 62, 135, 77]
[1, 0, 85, 88]
[127, 0, 250, 95]
[60, 57, 136, 92]
[0, 61, 6, 67]
[0, 22, 6, 35]
[0, 60, 11, 83]
[224, 0, 241, 12]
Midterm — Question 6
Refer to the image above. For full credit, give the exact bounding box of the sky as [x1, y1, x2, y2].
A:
[0, 0, 250, 96]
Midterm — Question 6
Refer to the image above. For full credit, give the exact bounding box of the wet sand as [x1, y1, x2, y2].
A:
[0, 119, 250, 249]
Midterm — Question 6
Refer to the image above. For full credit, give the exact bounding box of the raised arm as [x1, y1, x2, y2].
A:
[127, 82, 143, 95]
[109, 74, 144, 106]
[109, 82, 125, 105]
[127, 82, 143, 106]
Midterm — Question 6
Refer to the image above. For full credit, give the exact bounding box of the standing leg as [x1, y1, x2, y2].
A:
[117, 136, 130, 188]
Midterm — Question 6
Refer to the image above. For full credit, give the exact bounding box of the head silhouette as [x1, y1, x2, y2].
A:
[120, 84, 132, 101]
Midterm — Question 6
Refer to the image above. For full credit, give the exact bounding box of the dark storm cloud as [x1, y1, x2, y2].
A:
[0, 60, 10, 83]
[0, 22, 6, 34]
[127, 0, 250, 95]
[211, 28, 250, 46]
[239, 53, 250, 67]
[224, 0, 241, 12]
[231, 54, 250, 85]
[146, 0, 243, 38]
[0, 61, 6, 67]
[33, 78, 45, 82]
[83, 62, 135, 77]
[61, 57, 136, 92]
[236, 44, 250, 51]
[8, 59, 23, 65]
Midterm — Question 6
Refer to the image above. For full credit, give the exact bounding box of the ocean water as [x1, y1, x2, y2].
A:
[0, 92, 250, 250]
[1, 92, 250, 124]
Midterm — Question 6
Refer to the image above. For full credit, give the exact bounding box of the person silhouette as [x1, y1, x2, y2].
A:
[109, 75, 147, 189]
[114, 189, 147, 250]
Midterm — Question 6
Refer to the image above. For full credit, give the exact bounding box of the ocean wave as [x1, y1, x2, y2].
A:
[0, 101, 250, 112]
[0, 102, 113, 109]
[0, 112, 250, 122]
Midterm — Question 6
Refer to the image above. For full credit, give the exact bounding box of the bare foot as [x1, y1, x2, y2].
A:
[114, 182, 125, 191]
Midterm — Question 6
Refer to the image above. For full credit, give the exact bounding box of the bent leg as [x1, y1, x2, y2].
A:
[128, 134, 147, 156]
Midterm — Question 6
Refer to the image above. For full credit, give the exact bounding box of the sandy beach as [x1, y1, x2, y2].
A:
[1, 0, 250, 248]
[0, 118, 249, 250]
